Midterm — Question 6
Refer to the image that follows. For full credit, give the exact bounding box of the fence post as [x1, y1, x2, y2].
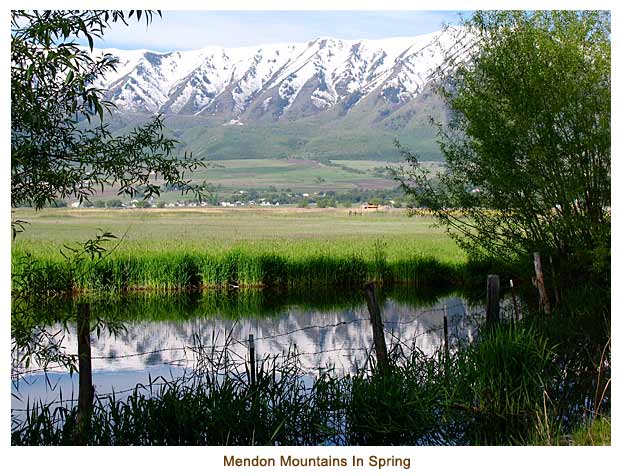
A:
[533, 252, 552, 315]
[364, 282, 389, 369]
[486, 274, 500, 325]
[76, 303, 93, 444]
[248, 334, 256, 386]
[509, 279, 520, 323]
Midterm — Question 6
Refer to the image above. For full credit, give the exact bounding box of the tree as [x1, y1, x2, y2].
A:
[316, 197, 336, 208]
[11, 10, 206, 211]
[11, 10, 207, 372]
[398, 11, 610, 288]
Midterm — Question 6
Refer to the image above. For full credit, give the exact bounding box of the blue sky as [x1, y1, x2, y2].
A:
[82, 11, 469, 51]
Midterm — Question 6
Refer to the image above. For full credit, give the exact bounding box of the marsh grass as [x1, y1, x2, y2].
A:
[12, 208, 469, 294]
[12, 345, 348, 445]
[12, 246, 469, 295]
[449, 323, 558, 444]
[571, 416, 611, 445]
[12, 316, 573, 446]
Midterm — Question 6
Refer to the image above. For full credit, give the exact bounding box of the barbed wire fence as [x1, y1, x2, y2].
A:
[12, 280, 523, 419]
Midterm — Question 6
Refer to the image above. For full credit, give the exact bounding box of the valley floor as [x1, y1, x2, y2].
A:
[12, 207, 463, 259]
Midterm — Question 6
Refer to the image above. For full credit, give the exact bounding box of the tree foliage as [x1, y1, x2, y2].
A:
[11, 10, 206, 209]
[398, 11, 611, 286]
[11, 10, 208, 372]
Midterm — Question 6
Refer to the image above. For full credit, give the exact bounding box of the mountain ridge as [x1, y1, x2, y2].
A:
[95, 28, 463, 120]
[95, 28, 467, 162]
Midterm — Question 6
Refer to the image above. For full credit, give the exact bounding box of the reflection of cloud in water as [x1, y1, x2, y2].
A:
[15, 295, 479, 375]
[12, 295, 480, 412]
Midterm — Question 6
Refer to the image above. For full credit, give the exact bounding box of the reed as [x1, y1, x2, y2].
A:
[570, 416, 611, 446]
[12, 246, 468, 295]
[12, 318, 566, 446]
[12, 208, 468, 294]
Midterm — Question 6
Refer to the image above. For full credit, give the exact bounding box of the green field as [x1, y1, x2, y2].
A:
[83, 156, 400, 203]
[193, 158, 395, 192]
[12, 208, 466, 292]
[12, 207, 461, 256]
[331, 159, 444, 175]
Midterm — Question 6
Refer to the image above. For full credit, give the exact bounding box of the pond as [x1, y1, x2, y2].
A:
[11, 287, 482, 415]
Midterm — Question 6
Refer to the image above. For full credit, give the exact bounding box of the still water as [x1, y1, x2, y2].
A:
[11, 288, 481, 413]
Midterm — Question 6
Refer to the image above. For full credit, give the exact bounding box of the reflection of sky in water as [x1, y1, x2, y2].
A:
[12, 295, 480, 414]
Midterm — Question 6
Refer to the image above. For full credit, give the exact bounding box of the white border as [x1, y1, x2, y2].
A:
[2, 2, 617, 475]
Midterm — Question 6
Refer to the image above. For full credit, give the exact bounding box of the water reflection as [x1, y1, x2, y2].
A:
[12, 289, 481, 412]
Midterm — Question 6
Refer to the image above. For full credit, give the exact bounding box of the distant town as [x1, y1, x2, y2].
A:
[21, 187, 417, 210]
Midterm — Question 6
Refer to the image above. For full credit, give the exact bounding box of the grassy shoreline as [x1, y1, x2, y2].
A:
[12, 247, 467, 293]
[13, 208, 468, 294]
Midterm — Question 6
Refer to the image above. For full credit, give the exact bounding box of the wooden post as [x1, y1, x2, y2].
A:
[76, 303, 93, 444]
[509, 279, 520, 323]
[486, 274, 500, 324]
[248, 334, 256, 386]
[533, 252, 552, 315]
[364, 282, 389, 369]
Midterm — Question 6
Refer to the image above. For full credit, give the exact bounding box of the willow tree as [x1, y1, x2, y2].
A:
[11, 10, 206, 372]
[399, 11, 611, 289]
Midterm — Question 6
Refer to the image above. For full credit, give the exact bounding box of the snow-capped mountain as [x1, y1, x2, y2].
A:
[94, 28, 467, 122]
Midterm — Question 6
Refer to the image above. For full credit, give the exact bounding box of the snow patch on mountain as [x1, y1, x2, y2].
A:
[94, 28, 467, 118]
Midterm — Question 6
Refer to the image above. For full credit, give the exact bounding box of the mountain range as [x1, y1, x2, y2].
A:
[96, 28, 466, 162]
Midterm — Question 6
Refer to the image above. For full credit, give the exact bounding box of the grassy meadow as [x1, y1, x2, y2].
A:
[192, 158, 396, 192]
[12, 207, 467, 293]
[84, 157, 402, 202]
